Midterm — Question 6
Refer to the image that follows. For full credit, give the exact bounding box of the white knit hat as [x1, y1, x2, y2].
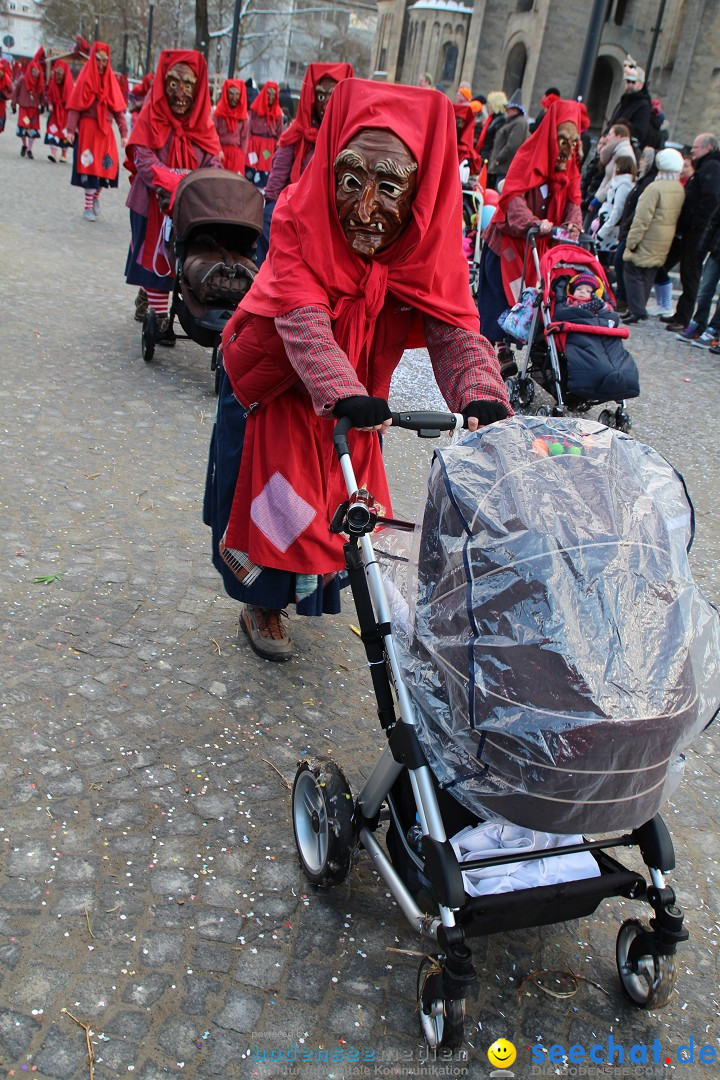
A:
[655, 148, 683, 174]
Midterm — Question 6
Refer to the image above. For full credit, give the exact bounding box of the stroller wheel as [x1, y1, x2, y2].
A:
[615, 407, 632, 434]
[616, 919, 678, 1009]
[417, 955, 465, 1049]
[534, 405, 550, 417]
[598, 408, 616, 429]
[516, 377, 535, 408]
[504, 377, 519, 407]
[292, 757, 355, 886]
[141, 310, 156, 364]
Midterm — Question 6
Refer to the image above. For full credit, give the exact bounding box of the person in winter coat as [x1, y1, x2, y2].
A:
[11, 54, 45, 158]
[622, 148, 685, 323]
[476, 91, 506, 176]
[606, 58, 658, 151]
[596, 155, 636, 245]
[488, 92, 528, 186]
[674, 203, 720, 348]
[660, 132, 720, 331]
[592, 125, 634, 205]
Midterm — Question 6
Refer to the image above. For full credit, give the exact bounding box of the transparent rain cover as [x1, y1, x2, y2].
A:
[386, 417, 720, 834]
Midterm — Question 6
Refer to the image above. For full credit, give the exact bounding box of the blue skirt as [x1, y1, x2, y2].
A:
[203, 368, 342, 616]
[124, 209, 173, 292]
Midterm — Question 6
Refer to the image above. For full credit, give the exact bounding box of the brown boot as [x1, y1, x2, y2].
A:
[241, 606, 292, 661]
[134, 288, 148, 322]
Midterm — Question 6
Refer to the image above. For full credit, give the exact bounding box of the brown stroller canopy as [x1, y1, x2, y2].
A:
[173, 168, 264, 242]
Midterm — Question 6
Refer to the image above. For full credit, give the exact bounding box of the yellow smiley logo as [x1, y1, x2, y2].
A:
[487, 1038, 517, 1069]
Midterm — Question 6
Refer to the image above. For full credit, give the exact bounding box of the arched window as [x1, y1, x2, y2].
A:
[503, 42, 527, 95]
[516, 0, 533, 11]
[586, 55, 618, 130]
[441, 42, 459, 83]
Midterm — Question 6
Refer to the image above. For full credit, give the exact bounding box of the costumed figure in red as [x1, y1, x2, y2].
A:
[118, 73, 129, 104]
[204, 78, 512, 662]
[256, 61, 354, 265]
[128, 73, 153, 128]
[478, 97, 584, 344]
[45, 59, 75, 163]
[0, 59, 13, 134]
[453, 102, 481, 182]
[246, 80, 283, 187]
[124, 49, 220, 338]
[213, 79, 249, 174]
[65, 42, 128, 221]
[11, 51, 45, 158]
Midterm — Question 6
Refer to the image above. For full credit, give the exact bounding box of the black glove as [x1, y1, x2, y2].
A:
[462, 400, 508, 427]
[334, 395, 392, 428]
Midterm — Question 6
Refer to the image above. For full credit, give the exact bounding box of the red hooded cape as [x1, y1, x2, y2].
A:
[126, 50, 220, 276]
[0, 60, 12, 126]
[221, 79, 479, 574]
[67, 42, 126, 178]
[214, 78, 248, 132]
[453, 103, 481, 172]
[490, 98, 583, 302]
[277, 62, 354, 184]
[250, 81, 282, 122]
[47, 60, 75, 139]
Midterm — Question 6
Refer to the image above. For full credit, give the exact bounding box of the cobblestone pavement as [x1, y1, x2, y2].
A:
[1, 134, 719, 1080]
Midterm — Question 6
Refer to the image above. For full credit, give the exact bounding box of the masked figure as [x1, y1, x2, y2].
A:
[11, 51, 45, 158]
[0, 59, 14, 135]
[65, 43, 128, 220]
[478, 98, 584, 344]
[246, 80, 283, 187]
[123, 49, 221, 338]
[204, 79, 511, 661]
[453, 102, 481, 180]
[213, 79, 249, 174]
[256, 61, 354, 265]
[45, 60, 75, 163]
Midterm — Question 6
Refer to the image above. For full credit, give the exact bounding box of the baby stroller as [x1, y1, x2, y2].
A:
[504, 229, 638, 432]
[291, 412, 720, 1049]
[141, 169, 264, 393]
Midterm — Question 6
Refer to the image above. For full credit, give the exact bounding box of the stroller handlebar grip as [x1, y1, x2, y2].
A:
[332, 411, 464, 460]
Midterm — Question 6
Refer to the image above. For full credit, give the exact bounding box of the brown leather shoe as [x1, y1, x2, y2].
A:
[241, 606, 292, 661]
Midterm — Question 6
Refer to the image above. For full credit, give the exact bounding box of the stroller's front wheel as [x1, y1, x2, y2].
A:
[616, 918, 678, 1009]
[417, 955, 466, 1049]
[292, 758, 355, 886]
[141, 309, 156, 363]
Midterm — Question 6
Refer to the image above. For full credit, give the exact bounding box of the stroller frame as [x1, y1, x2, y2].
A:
[506, 229, 632, 432]
[292, 413, 688, 1048]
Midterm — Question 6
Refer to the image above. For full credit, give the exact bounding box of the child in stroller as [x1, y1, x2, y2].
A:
[503, 233, 639, 432]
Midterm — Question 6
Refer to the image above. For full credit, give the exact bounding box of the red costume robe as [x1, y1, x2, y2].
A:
[66, 42, 127, 180]
[247, 82, 283, 174]
[213, 78, 249, 174]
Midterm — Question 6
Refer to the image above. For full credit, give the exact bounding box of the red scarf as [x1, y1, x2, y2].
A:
[453, 103, 481, 172]
[213, 78, 247, 133]
[23, 60, 45, 98]
[490, 98, 583, 303]
[277, 62, 353, 184]
[250, 81, 282, 122]
[222, 79, 480, 574]
[126, 50, 219, 172]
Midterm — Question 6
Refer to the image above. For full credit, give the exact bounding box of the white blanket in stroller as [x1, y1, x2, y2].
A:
[450, 823, 600, 897]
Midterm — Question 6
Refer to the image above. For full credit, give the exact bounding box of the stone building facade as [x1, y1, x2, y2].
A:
[373, 0, 720, 145]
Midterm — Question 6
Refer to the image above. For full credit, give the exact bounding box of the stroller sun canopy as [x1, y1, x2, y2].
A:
[393, 416, 720, 835]
[173, 168, 264, 241]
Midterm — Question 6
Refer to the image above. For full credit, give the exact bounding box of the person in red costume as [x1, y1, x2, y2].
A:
[204, 78, 511, 662]
[128, 72, 153, 128]
[65, 43, 128, 220]
[246, 80, 283, 187]
[11, 52, 45, 158]
[478, 97, 584, 344]
[0, 59, 13, 135]
[45, 59, 75, 163]
[256, 61, 354, 265]
[453, 102, 481, 178]
[213, 78, 249, 174]
[124, 50, 221, 336]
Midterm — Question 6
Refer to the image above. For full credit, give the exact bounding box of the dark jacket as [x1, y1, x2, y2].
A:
[678, 149, 720, 241]
[607, 86, 655, 149]
[699, 203, 720, 261]
[481, 114, 506, 168]
[617, 165, 657, 244]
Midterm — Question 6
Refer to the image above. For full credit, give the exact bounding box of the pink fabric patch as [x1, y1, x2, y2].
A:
[250, 471, 317, 553]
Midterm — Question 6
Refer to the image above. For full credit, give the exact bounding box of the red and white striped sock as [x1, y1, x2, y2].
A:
[84, 192, 95, 210]
[145, 289, 170, 315]
[93, 191, 100, 202]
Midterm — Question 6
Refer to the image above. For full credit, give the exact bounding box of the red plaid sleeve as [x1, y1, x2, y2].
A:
[275, 307, 368, 415]
[424, 316, 513, 416]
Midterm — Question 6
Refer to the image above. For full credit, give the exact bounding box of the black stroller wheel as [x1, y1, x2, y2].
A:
[598, 408, 616, 429]
[417, 955, 465, 1049]
[615, 407, 632, 433]
[616, 919, 677, 1009]
[292, 758, 355, 886]
[142, 310, 156, 364]
[516, 377, 535, 408]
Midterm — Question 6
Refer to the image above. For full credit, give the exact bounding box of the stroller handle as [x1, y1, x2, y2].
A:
[333, 410, 465, 460]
